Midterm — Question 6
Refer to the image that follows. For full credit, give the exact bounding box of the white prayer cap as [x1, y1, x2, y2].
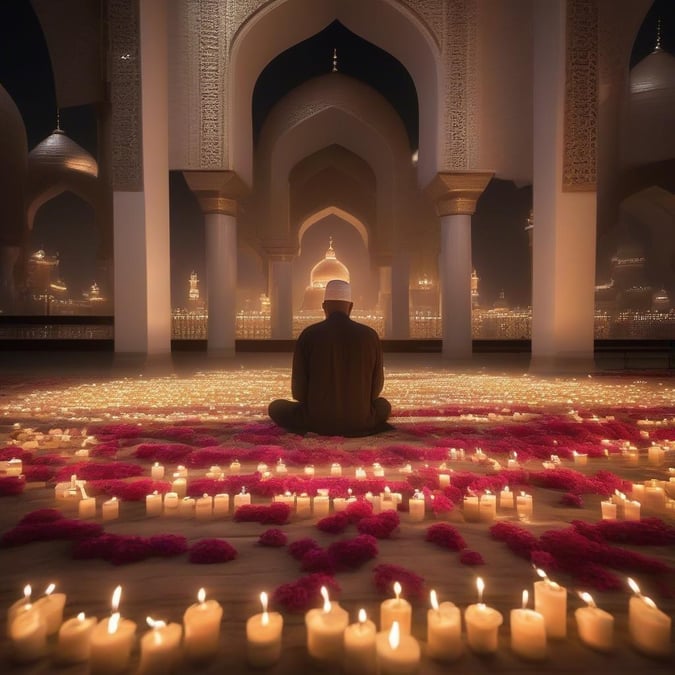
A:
[324, 279, 352, 302]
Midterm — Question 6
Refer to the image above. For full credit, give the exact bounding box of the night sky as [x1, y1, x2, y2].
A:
[0, 0, 673, 310]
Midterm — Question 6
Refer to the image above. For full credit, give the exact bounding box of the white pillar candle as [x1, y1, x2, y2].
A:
[574, 592, 613, 652]
[150, 462, 164, 480]
[179, 497, 195, 518]
[408, 492, 425, 522]
[601, 500, 617, 519]
[479, 492, 497, 522]
[89, 614, 137, 674]
[573, 452, 588, 466]
[624, 500, 641, 521]
[296, 493, 312, 518]
[343, 609, 376, 675]
[647, 445, 665, 466]
[246, 592, 283, 668]
[330, 462, 342, 476]
[510, 590, 547, 661]
[195, 494, 213, 521]
[174, 465, 188, 478]
[304, 464, 315, 477]
[533, 570, 567, 639]
[631, 482, 645, 499]
[463, 495, 480, 522]
[229, 460, 241, 474]
[627, 579, 672, 658]
[375, 621, 420, 675]
[644, 486, 666, 510]
[33, 583, 66, 635]
[380, 582, 412, 635]
[102, 497, 119, 521]
[183, 588, 223, 662]
[464, 578, 503, 654]
[213, 493, 230, 517]
[171, 476, 186, 499]
[55, 612, 97, 664]
[274, 492, 296, 509]
[138, 617, 182, 675]
[305, 586, 349, 663]
[145, 491, 163, 517]
[355, 467, 367, 480]
[206, 465, 223, 479]
[313, 491, 330, 519]
[372, 463, 385, 477]
[499, 486, 514, 509]
[516, 492, 533, 521]
[438, 473, 450, 487]
[332, 497, 348, 512]
[7, 586, 33, 638]
[9, 604, 47, 663]
[256, 462, 268, 474]
[78, 496, 96, 520]
[233, 488, 251, 509]
[426, 590, 462, 662]
[380, 487, 397, 512]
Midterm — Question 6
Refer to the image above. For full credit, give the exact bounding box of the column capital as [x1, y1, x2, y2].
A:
[183, 170, 248, 216]
[263, 245, 297, 262]
[425, 171, 494, 217]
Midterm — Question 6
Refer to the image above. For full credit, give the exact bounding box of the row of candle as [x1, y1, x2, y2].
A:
[8, 574, 670, 672]
[463, 488, 533, 522]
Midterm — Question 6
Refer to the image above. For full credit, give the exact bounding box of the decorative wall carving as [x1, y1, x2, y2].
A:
[108, 0, 142, 191]
[563, 0, 598, 191]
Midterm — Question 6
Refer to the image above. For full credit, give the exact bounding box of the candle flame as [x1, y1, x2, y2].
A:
[77, 612, 86, 622]
[476, 577, 485, 604]
[44, 583, 55, 596]
[198, 588, 206, 604]
[388, 621, 400, 650]
[320, 586, 331, 613]
[643, 596, 657, 609]
[627, 577, 640, 595]
[108, 612, 120, 635]
[578, 591, 596, 608]
[393, 581, 402, 600]
[535, 567, 547, 580]
[111, 585, 122, 613]
[260, 591, 268, 614]
[23, 585, 31, 602]
[430, 589, 439, 611]
[522, 589, 528, 609]
[358, 608, 367, 624]
[146, 616, 166, 630]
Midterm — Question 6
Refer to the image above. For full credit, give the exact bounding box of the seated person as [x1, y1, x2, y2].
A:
[268, 279, 392, 437]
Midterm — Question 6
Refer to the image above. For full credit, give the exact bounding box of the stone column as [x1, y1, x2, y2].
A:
[267, 252, 294, 339]
[110, 0, 171, 356]
[184, 171, 247, 357]
[426, 172, 493, 359]
[531, 0, 597, 373]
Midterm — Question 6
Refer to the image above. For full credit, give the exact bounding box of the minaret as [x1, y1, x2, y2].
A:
[471, 269, 480, 308]
[189, 271, 200, 303]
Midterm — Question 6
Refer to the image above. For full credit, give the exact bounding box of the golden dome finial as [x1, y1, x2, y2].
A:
[326, 236, 336, 258]
[332, 48, 338, 73]
[55, 109, 63, 134]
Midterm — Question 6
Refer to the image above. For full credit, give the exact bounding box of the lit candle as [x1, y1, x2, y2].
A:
[9, 600, 47, 664]
[533, 569, 567, 639]
[507, 451, 518, 469]
[647, 445, 665, 466]
[464, 577, 503, 654]
[138, 616, 182, 675]
[600, 500, 617, 520]
[355, 467, 367, 480]
[499, 485, 514, 509]
[89, 586, 137, 675]
[78, 496, 97, 519]
[573, 451, 588, 466]
[330, 462, 342, 476]
[408, 491, 425, 522]
[145, 490, 163, 516]
[33, 582, 67, 635]
[195, 494, 213, 521]
[229, 459, 241, 474]
[305, 586, 349, 663]
[246, 591, 283, 668]
[304, 464, 315, 476]
[313, 490, 330, 519]
[233, 487, 251, 509]
[463, 494, 480, 522]
[296, 492, 312, 518]
[55, 611, 98, 664]
[372, 462, 385, 477]
[627, 578, 671, 657]
[206, 465, 223, 479]
[7, 585, 33, 637]
[516, 492, 533, 521]
[510, 590, 547, 661]
[380, 486, 397, 512]
[102, 497, 119, 521]
[624, 500, 641, 521]
[150, 462, 164, 480]
[479, 491, 497, 522]
[574, 592, 613, 652]
[380, 582, 412, 635]
[438, 472, 450, 487]
[257, 462, 268, 474]
[213, 493, 230, 517]
[275, 458, 287, 474]
[426, 589, 462, 662]
[343, 608, 376, 675]
[175, 465, 188, 478]
[274, 491, 296, 509]
[183, 588, 223, 662]
[375, 620, 420, 675]
[171, 474, 186, 499]
[179, 496, 196, 518]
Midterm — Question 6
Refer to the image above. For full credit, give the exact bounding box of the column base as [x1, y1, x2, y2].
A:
[529, 354, 596, 375]
[207, 346, 236, 359]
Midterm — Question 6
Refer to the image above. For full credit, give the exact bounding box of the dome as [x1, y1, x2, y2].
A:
[630, 47, 675, 95]
[309, 238, 350, 289]
[28, 127, 98, 179]
[612, 241, 645, 266]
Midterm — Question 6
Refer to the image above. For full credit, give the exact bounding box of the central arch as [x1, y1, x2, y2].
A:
[298, 206, 369, 252]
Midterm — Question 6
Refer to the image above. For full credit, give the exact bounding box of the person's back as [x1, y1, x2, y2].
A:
[268, 279, 391, 437]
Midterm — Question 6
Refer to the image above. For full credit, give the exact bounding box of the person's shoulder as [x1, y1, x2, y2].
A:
[349, 318, 380, 341]
[298, 319, 328, 339]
